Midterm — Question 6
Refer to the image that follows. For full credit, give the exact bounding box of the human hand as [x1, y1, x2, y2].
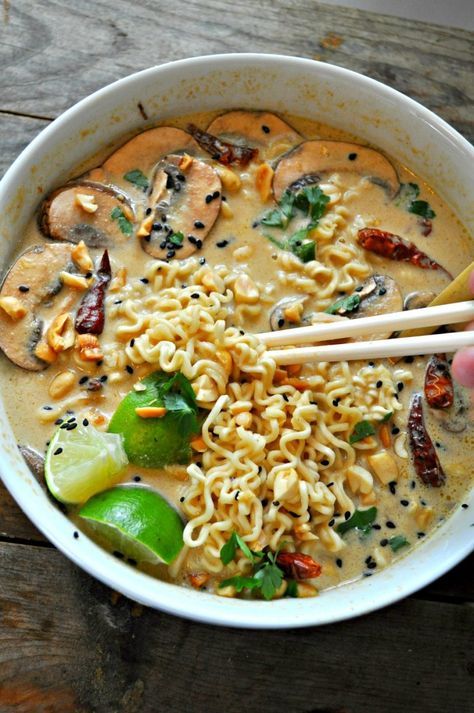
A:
[451, 271, 474, 387]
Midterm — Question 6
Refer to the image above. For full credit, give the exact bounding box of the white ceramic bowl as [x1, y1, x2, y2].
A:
[1, 54, 473, 629]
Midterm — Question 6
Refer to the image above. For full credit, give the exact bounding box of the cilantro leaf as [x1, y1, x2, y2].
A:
[388, 535, 410, 552]
[169, 231, 184, 246]
[408, 200, 436, 220]
[379, 411, 393, 423]
[123, 168, 149, 191]
[254, 560, 284, 600]
[396, 182, 420, 206]
[349, 420, 376, 444]
[294, 241, 315, 263]
[337, 507, 378, 536]
[220, 531, 255, 565]
[325, 293, 361, 316]
[294, 185, 330, 224]
[286, 579, 298, 598]
[110, 206, 133, 236]
[219, 576, 261, 592]
[154, 371, 199, 438]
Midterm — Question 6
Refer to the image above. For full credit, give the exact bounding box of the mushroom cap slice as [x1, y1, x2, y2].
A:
[207, 111, 301, 147]
[351, 274, 403, 340]
[0, 243, 74, 371]
[40, 183, 133, 247]
[273, 140, 400, 202]
[101, 127, 199, 190]
[142, 154, 222, 259]
[404, 290, 437, 311]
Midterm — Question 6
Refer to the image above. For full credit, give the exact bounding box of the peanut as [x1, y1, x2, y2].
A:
[47, 313, 75, 353]
[75, 192, 98, 213]
[216, 165, 241, 193]
[48, 370, 76, 399]
[0, 296, 27, 320]
[71, 240, 93, 272]
[255, 163, 274, 202]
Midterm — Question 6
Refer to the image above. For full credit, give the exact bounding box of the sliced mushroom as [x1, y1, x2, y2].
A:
[0, 244, 74, 370]
[40, 183, 133, 247]
[207, 111, 301, 152]
[269, 295, 309, 330]
[351, 275, 403, 340]
[101, 126, 199, 191]
[404, 290, 436, 311]
[141, 154, 222, 259]
[273, 140, 400, 202]
[18, 444, 45, 480]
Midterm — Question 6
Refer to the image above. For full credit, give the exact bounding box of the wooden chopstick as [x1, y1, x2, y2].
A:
[259, 300, 474, 348]
[266, 331, 474, 364]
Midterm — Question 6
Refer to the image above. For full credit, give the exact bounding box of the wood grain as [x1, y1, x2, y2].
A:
[0, 0, 472, 141]
[0, 112, 50, 179]
[0, 541, 472, 713]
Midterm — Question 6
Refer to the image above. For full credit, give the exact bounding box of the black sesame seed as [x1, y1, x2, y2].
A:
[344, 511, 351, 521]
[85, 271, 93, 279]
[261, 124, 270, 134]
[234, 491, 240, 501]
[365, 555, 373, 565]
[153, 223, 163, 231]
[113, 551, 124, 559]
[216, 240, 229, 248]
[386, 521, 396, 529]
[199, 257, 206, 265]
[130, 338, 135, 347]
[83, 418, 89, 427]
[60, 422, 69, 429]
[417, 532, 425, 539]
[205, 194, 213, 204]
[363, 572, 373, 578]
[376, 380, 383, 388]
[160, 241, 167, 249]
[239, 330, 245, 336]
[321, 459, 329, 466]
[212, 190, 220, 200]
[96, 360, 103, 367]
[79, 376, 88, 385]
[127, 558, 137, 566]
[369, 361, 375, 367]
[282, 394, 289, 402]
[367, 561, 377, 570]
[43, 405, 53, 411]
[133, 475, 141, 482]
[54, 447, 63, 455]
[18, 284, 30, 292]
[348, 152, 357, 161]
[140, 277, 149, 284]
[461, 503, 469, 509]
[380, 538, 388, 547]
[378, 287, 387, 296]
[66, 423, 77, 431]
[273, 501, 280, 507]
[167, 250, 176, 259]
[389, 481, 397, 495]
[420, 499, 427, 507]
[372, 523, 381, 530]
[188, 235, 197, 244]
[332, 398, 340, 407]
[397, 382, 404, 392]
[391, 426, 400, 435]
[252, 221, 259, 229]
[278, 318, 285, 328]
[100, 375, 108, 382]
[125, 365, 134, 374]
[196, 239, 203, 250]
[194, 220, 205, 229]
[410, 480, 416, 490]
[54, 418, 63, 425]
[114, 299, 122, 304]
[191, 293, 200, 299]
[327, 481, 334, 487]
[328, 518, 335, 527]
[404, 356, 414, 364]
[145, 207, 152, 216]
[73, 531, 79, 539]
[335, 558, 343, 570]
[400, 499, 409, 507]
[354, 285, 363, 292]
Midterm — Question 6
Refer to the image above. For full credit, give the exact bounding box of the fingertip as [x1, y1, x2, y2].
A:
[468, 270, 474, 295]
[452, 346, 474, 388]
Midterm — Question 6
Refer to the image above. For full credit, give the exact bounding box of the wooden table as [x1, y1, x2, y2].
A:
[1, 2, 473, 711]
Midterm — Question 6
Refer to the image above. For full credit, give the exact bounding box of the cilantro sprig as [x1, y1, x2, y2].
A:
[388, 535, 410, 552]
[325, 293, 361, 316]
[111, 206, 133, 236]
[123, 168, 149, 191]
[397, 182, 436, 220]
[219, 533, 285, 600]
[337, 507, 378, 537]
[259, 186, 329, 263]
[349, 420, 376, 444]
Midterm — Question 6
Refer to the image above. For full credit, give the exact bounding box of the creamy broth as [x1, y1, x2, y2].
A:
[1, 110, 473, 598]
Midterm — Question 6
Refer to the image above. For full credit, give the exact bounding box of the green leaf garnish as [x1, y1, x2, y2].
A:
[123, 168, 149, 191]
[325, 293, 361, 315]
[337, 507, 378, 536]
[294, 185, 330, 225]
[220, 531, 256, 565]
[219, 576, 262, 592]
[286, 579, 298, 598]
[254, 558, 284, 600]
[379, 411, 393, 423]
[169, 231, 184, 246]
[293, 240, 315, 263]
[349, 419, 376, 444]
[408, 200, 436, 220]
[110, 206, 133, 236]
[388, 535, 410, 552]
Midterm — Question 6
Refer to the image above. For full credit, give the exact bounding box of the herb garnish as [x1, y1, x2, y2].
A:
[259, 186, 329, 263]
[156, 372, 199, 436]
[219, 533, 286, 600]
[337, 507, 378, 536]
[123, 168, 149, 191]
[169, 231, 184, 247]
[379, 411, 393, 423]
[349, 420, 376, 444]
[325, 293, 361, 316]
[111, 207, 133, 236]
[220, 531, 259, 565]
[388, 535, 410, 552]
[397, 182, 436, 220]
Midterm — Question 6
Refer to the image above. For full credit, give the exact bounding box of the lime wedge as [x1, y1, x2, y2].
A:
[108, 371, 199, 468]
[45, 422, 128, 504]
[79, 485, 184, 564]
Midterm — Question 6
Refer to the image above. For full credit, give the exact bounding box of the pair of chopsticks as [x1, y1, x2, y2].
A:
[259, 300, 474, 364]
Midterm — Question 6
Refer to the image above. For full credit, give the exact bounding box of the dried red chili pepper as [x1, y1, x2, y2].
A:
[276, 551, 322, 580]
[188, 123, 258, 167]
[75, 250, 111, 335]
[424, 354, 454, 409]
[408, 393, 446, 487]
[357, 228, 449, 273]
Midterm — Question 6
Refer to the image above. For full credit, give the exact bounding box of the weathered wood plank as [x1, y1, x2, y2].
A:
[0, 0, 472, 142]
[0, 541, 472, 713]
[0, 483, 45, 542]
[0, 112, 50, 179]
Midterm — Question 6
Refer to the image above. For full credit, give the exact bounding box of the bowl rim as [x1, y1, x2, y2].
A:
[0, 53, 473, 629]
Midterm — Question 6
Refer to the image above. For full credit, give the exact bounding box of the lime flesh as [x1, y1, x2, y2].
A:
[45, 422, 128, 504]
[79, 485, 184, 564]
